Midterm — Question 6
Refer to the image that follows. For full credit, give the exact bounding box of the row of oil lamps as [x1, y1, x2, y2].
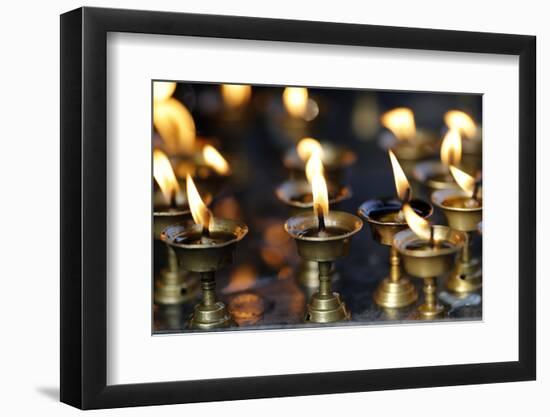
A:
[152, 82, 482, 329]
[153, 134, 481, 330]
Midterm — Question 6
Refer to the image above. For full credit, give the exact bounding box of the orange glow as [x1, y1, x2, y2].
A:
[440, 129, 462, 166]
[221, 84, 252, 109]
[403, 204, 435, 243]
[388, 150, 411, 201]
[153, 81, 177, 102]
[153, 149, 182, 206]
[450, 165, 476, 195]
[186, 174, 213, 231]
[153, 97, 196, 155]
[380, 108, 416, 141]
[297, 137, 324, 162]
[203, 145, 231, 175]
[444, 110, 477, 139]
[283, 87, 308, 118]
[307, 153, 329, 219]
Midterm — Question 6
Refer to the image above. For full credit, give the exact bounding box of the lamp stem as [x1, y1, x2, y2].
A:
[200, 271, 217, 306]
[318, 261, 332, 296]
[424, 277, 436, 311]
[389, 246, 401, 283]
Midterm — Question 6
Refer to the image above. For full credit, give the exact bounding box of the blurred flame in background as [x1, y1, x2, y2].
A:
[203, 144, 231, 175]
[444, 110, 477, 140]
[153, 149, 183, 206]
[221, 84, 252, 109]
[380, 107, 416, 141]
[153, 81, 196, 155]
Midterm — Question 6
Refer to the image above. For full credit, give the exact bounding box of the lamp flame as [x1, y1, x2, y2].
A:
[153, 92, 196, 155]
[444, 110, 477, 139]
[450, 165, 477, 196]
[283, 87, 308, 118]
[305, 151, 325, 183]
[297, 137, 324, 162]
[403, 204, 435, 243]
[440, 129, 462, 166]
[388, 150, 411, 201]
[221, 84, 252, 109]
[203, 145, 231, 175]
[153, 81, 177, 103]
[186, 174, 213, 231]
[380, 108, 416, 141]
[307, 153, 329, 220]
[153, 149, 183, 206]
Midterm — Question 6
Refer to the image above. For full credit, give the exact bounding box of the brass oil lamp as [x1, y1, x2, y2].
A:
[284, 153, 363, 323]
[276, 152, 352, 288]
[283, 137, 356, 186]
[379, 108, 439, 178]
[153, 149, 214, 305]
[432, 165, 483, 294]
[394, 204, 465, 319]
[161, 175, 248, 329]
[358, 150, 433, 308]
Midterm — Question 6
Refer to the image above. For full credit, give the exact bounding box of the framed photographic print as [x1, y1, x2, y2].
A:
[60, 6, 536, 409]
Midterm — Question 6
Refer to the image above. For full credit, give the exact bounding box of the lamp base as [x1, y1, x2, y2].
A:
[154, 270, 200, 305]
[188, 301, 234, 330]
[417, 303, 445, 319]
[446, 258, 482, 295]
[305, 292, 350, 323]
[373, 276, 418, 308]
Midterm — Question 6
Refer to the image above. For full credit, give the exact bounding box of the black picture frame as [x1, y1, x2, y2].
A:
[60, 6, 536, 410]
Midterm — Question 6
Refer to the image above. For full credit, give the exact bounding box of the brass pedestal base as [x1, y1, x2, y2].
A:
[304, 262, 350, 323]
[188, 272, 234, 330]
[189, 301, 233, 330]
[417, 277, 444, 319]
[374, 277, 418, 309]
[447, 258, 482, 295]
[374, 248, 418, 308]
[154, 270, 200, 305]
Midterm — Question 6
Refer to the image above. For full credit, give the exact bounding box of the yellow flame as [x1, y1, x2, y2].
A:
[449, 165, 476, 195]
[153, 98, 196, 155]
[380, 108, 416, 141]
[305, 152, 325, 183]
[308, 154, 329, 219]
[388, 150, 411, 201]
[186, 174, 213, 231]
[203, 145, 231, 175]
[221, 84, 252, 109]
[153, 81, 177, 102]
[440, 129, 462, 166]
[444, 110, 477, 139]
[153, 149, 181, 205]
[297, 137, 324, 162]
[283, 87, 308, 118]
[403, 204, 433, 242]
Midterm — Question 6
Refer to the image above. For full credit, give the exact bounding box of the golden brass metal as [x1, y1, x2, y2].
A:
[283, 143, 356, 185]
[394, 227, 465, 319]
[285, 211, 363, 323]
[276, 179, 351, 287]
[152, 192, 212, 305]
[358, 198, 432, 308]
[432, 189, 483, 294]
[161, 218, 248, 329]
